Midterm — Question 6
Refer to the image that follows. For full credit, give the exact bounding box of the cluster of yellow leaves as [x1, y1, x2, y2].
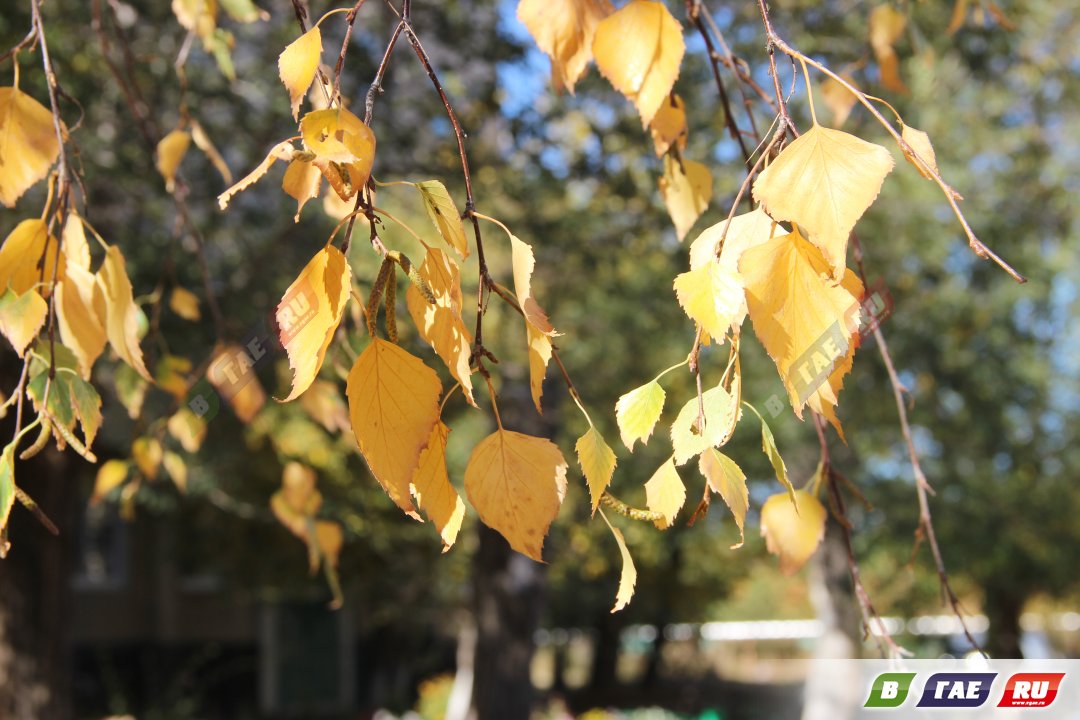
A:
[517, 0, 614, 93]
[155, 121, 232, 192]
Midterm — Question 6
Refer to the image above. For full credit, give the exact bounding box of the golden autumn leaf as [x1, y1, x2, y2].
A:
[217, 140, 296, 210]
[509, 233, 557, 336]
[278, 27, 323, 120]
[0, 444, 13, 536]
[614, 380, 665, 451]
[56, 269, 107, 378]
[698, 448, 748, 548]
[191, 121, 232, 185]
[168, 408, 206, 452]
[644, 457, 684, 529]
[740, 228, 864, 434]
[673, 261, 742, 341]
[761, 489, 827, 575]
[0, 219, 64, 296]
[669, 384, 738, 466]
[464, 429, 568, 562]
[132, 436, 163, 481]
[599, 508, 636, 612]
[62, 212, 91, 270]
[156, 129, 190, 192]
[172, 0, 217, 40]
[752, 124, 894, 278]
[92, 459, 129, 504]
[527, 324, 553, 414]
[405, 247, 474, 405]
[0, 87, 60, 207]
[207, 343, 267, 422]
[576, 425, 617, 512]
[411, 422, 466, 551]
[346, 338, 442, 516]
[276, 245, 351, 401]
[169, 286, 201, 321]
[0, 288, 47, 357]
[820, 73, 858, 128]
[97, 245, 151, 381]
[300, 108, 376, 201]
[163, 451, 187, 493]
[868, 4, 908, 94]
[282, 158, 322, 222]
[901, 123, 940, 179]
[593, 0, 685, 126]
[659, 155, 711, 242]
[313, 520, 344, 570]
[517, 0, 613, 93]
[414, 181, 468, 257]
[649, 93, 687, 157]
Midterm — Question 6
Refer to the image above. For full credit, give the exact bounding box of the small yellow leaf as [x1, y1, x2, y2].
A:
[411, 422, 466, 551]
[280, 461, 321, 515]
[207, 343, 267, 422]
[300, 108, 376, 201]
[659, 155, 711, 242]
[820, 73, 858, 128]
[464, 429, 568, 562]
[62, 212, 91, 270]
[527, 324, 553, 414]
[414, 180, 468, 257]
[0, 288, 47, 357]
[56, 269, 107, 378]
[0, 87, 60, 207]
[167, 408, 206, 452]
[163, 451, 187, 493]
[593, 0, 685, 126]
[614, 380, 665, 451]
[869, 5, 908, 94]
[92, 459, 129, 504]
[156, 129, 191, 192]
[673, 262, 742, 342]
[649, 93, 687, 156]
[190, 120, 233, 184]
[346, 338, 442, 516]
[97, 245, 151, 381]
[698, 448, 747, 548]
[644, 457, 684, 529]
[517, 0, 614, 93]
[509, 234, 558, 335]
[576, 425, 617, 513]
[752, 124, 894, 278]
[0, 219, 64, 296]
[299, 379, 351, 433]
[900, 123, 939, 179]
[669, 384, 737, 466]
[282, 158, 322, 222]
[276, 245, 351, 401]
[0, 444, 13, 537]
[314, 520, 344, 568]
[132, 437, 163, 481]
[278, 27, 323, 120]
[599, 508, 636, 612]
[761, 489, 827, 575]
[169, 286, 201, 321]
[217, 140, 296, 210]
[172, 0, 217, 40]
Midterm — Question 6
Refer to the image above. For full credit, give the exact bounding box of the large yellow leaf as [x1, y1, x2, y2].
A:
[644, 457, 684, 529]
[740, 228, 864, 434]
[276, 245, 351, 401]
[56, 266, 107, 378]
[405, 247, 475, 405]
[649, 93, 687, 157]
[347, 338, 442, 516]
[761, 489, 827, 575]
[300, 108, 376, 201]
[278, 27, 322, 120]
[669, 384, 737, 466]
[698, 448, 748, 548]
[751, 124, 894, 278]
[599, 508, 636, 612]
[614, 380, 665, 451]
[517, 0, 613, 93]
[576, 425, 617, 513]
[0, 219, 64, 296]
[411, 422, 466, 551]
[0, 87, 60, 207]
[659, 155, 711, 242]
[592, 0, 685, 126]
[464, 429, 568, 562]
[414, 181, 468, 257]
[96, 246, 151, 381]
[673, 261, 742, 341]
[156, 129, 190, 192]
[0, 288, 47, 357]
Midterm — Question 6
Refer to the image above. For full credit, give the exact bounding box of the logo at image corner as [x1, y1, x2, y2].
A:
[916, 672, 997, 708]
[998, 672, 1065, 708]
[864, 672, 916, 708]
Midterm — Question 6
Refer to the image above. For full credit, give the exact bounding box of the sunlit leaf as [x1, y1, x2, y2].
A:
[414, 180, 468, 257]
[279, 27, 323, 120]
[282, 158, 322, 222]
[0, 219, 65, 296]
[0, 87, 60, 207]
[191, 120, 233, 185]
[761, 489, 827, 575]
[0, 288, 47, 357]
[411, 422, 466, 551]
[156, 129, 190, 192]
[649, 93, 687, 156]
[300, 108, 376, 201]
[615, 380, 665, 451]
[599, 508, 636, 612]
[517, 0, 613, 93]
[96, 245, 152, 381]
[169, 286, 201, 321]
[92, 459, 129, 504]
[217, 141, 296, 210]
[698, 448, 748, 547]
[576, 425, 617, 513]
[659, 155, 711, 242]
[644, 456, 684, 529]
[673, 261, 742, 342]
[669, 384, 737, 466]
[132, 437, 163, 481]
[901, 123, 940, 179]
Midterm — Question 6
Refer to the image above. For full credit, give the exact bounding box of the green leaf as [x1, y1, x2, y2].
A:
[615, 380, 666, 451]
[0, 443, 15, 536]
[414, 180, 468, 257]
[744, 402, 796, 505]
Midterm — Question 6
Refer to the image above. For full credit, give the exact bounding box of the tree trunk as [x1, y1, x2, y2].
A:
[984, 590, 1024, 658]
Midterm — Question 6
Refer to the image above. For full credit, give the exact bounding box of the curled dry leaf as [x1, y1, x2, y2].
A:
[217, 141, 296, 210]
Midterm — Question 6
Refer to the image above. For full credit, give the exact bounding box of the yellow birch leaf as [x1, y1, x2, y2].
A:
[0, 444, 12, 538]
[282, 158, 322, 222]
[56, 269, 107, 378]
[673, 262, 742, 341]
[280, 461, 321, 516]
[411, 422, 466, 551]
[698, 448, 748, 548]
[172, 0, 217, 40]
[527, 324, 553, 414]
[314, 520, 344, 568]
[740, 228, 864, 435]
[599, 508, 636, 612]
[649, 93, 687, 157]
[300, 108, 376, 201]
[761, 489, 827, 575]
[752, 124, 894, 278]
[659, 155, 711, 242]
[167, 408, 206, 452]
[576, 425, 617, 513]
[169, 286, 201, 321]
[62, 212, 91, 270]
[207, 343, 267, 422]
[92, 459, 129, 504]
[163, 451, 187, 493]
[900, 123, 939, 179]
[0, 219, 64, 296]
[405, 247, 475, 405]
[278, 27, 323, 120]
[869, 5, 908, 94]
[156, 129, 191, 192]
[644, 457, 684, 529]
[0, 87, 60, 207]
[217, 140, 296, 210]
[191, 120, 233, 184]
[97, 246, 151, 381]
[517, 0, 614, 93]
[346, 338, 442, 517]
[276, 245, 351, 401]
[464, 429, 568, 562]
[820, 73, 858, 128]
[0, 288, 47, 357]
[614, 380, 665, 451]
[509, 234, 558, 335]
[593, 0, 685, 126]
[132, 437, 163, 481]
[414, 180, 468, 257]
[669, 384, 738, 465]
